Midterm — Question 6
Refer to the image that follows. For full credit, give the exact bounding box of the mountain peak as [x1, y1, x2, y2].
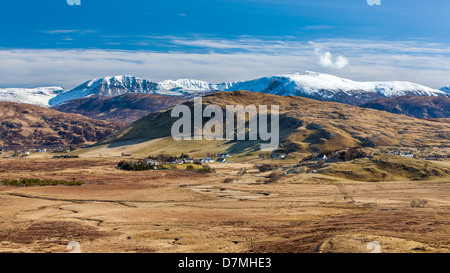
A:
[103, 75, 139, 82]
[440, 86, 450, 93]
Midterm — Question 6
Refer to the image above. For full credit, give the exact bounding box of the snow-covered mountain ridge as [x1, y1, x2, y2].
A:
[2, 72, 448, 107]
[225, 71, 447, 105]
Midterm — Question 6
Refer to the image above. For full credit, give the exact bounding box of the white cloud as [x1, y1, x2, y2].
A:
[316, 49, 349, 69]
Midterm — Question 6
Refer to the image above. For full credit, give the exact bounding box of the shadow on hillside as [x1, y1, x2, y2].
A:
[98, 113, 304, 153]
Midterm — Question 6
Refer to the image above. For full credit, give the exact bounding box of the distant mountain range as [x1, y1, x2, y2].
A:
[360, 95, 450, 119]
[53, 93, 186, 124]
[1, 72, 447, 108]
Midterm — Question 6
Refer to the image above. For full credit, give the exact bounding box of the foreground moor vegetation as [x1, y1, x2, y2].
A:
[1, 178, 85, 187]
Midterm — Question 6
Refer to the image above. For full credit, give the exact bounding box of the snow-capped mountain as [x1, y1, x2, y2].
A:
[156, 79, 222, 96]
[224, 71, 448, 105]
[49, 76, 158, 106]
[0, 87, 65, 107]
[49, 76, 220, 106]
[440, 86, 450, 94]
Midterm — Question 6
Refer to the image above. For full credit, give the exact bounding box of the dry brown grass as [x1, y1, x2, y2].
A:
[0, 157, 449, 253]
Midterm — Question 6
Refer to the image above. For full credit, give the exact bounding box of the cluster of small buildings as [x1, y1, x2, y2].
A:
[142, 157, 196, 166]
[141, 153, 233, 167]
[0, 147, 51, 157]
[258, 153, 288, 160]
[391, 150, 415, 158]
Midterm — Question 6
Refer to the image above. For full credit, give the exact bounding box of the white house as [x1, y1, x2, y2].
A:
[200, 158, 214, 163]
[143, 159, 160, 166]
[171, 159, 183, 164]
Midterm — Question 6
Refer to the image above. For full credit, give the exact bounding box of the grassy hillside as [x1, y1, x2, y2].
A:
[0, 102, 124, 147]
[80, 91, 450, 158]
[320, 154, 450, 182]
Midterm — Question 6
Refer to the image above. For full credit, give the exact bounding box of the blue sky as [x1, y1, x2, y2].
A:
[0, 0, 449, 88]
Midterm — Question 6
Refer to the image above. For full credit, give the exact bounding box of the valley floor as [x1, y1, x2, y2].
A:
[0, 157, 449, 253]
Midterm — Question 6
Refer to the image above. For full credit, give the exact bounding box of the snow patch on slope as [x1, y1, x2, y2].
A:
[0, 87, 65, 107]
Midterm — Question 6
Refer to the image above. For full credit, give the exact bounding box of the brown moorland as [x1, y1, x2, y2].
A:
[0, 156, 449, 253]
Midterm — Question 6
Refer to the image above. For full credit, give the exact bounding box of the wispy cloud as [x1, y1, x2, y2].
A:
[302, 25, 335, 30]
[41, 29, 96, 35]
[169, 37, 311, 54]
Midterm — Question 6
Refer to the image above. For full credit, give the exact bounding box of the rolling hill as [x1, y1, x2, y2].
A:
[52, 93, 187, 124]
[0, 102, 124, 147]
[79, 91, 450, 158]
[360, 95, 450, 119]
